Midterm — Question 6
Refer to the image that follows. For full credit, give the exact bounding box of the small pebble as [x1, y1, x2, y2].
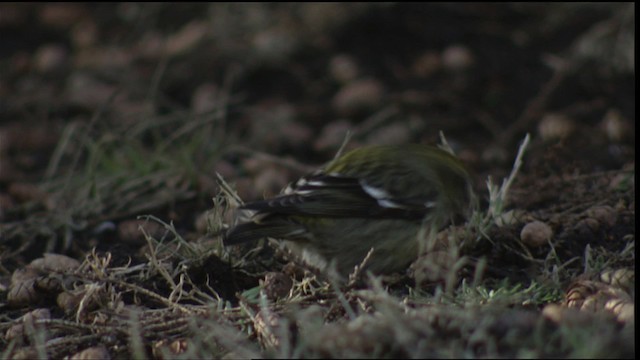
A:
[442, 45, 474, 71]
[332, 78, 384, 115]
[538, 113, 575, 141]
[520, 220, 553, 247]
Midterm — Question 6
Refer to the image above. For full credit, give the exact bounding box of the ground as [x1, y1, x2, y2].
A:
[0, 3, 635, 359]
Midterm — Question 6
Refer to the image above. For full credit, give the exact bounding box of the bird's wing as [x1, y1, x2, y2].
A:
[241, 173, 435, 219]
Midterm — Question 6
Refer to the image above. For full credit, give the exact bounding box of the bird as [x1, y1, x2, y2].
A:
[224, 144, 476, 277]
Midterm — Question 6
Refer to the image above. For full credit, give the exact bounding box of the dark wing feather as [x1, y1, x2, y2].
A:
[240, 174, 430, 219]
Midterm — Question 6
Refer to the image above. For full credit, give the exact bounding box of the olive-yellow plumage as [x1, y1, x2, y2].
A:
[224, 144, 475, 276]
